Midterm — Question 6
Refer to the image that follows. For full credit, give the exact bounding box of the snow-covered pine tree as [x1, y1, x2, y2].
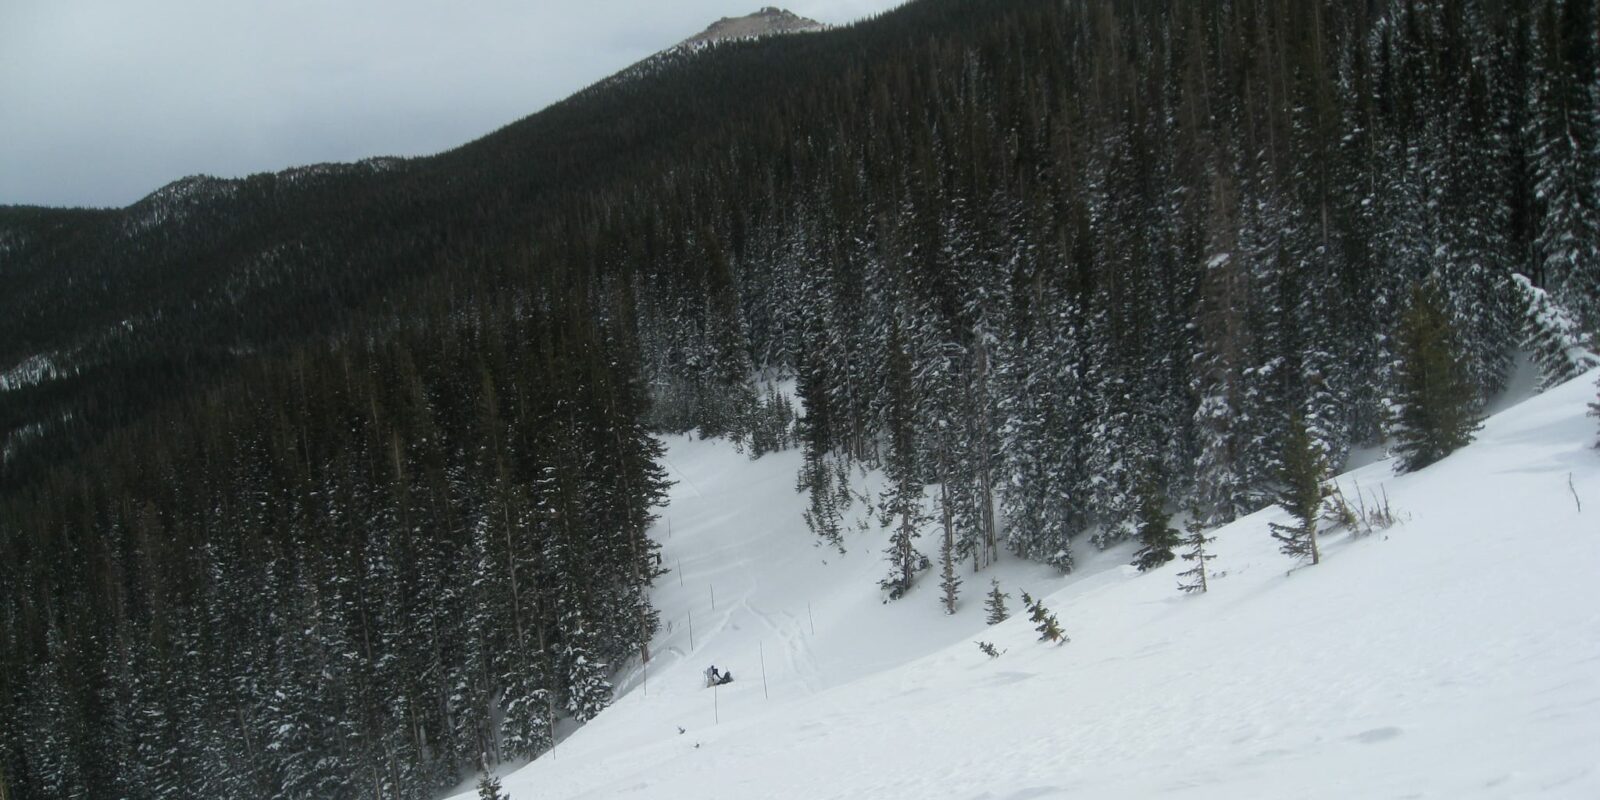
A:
[450, 520, 500, 770]
[1176, 515, 1218, 594]
[1510, 274, 1600, 388]
[476, 769, 508, 800]
[22, 629, 88, 799]
[915, 316, 970, 614]
[1191, 241, 1255, 524]
[938, 509, 961, 615]
[877, 316, 928, 600]
[1130, 473, 1181, 572]
[1082, 301, 1146, 547]
[498, 675, 552, 761]
[1393, 281, 1484, 472]
[559, 611, 613, 724]
[797, 445, 845, 552]
[794, 294, 849, 553]
[697, 231, 759, 442]
[996, 286, 1084, 571]
[790, 337, 844, 550]
[748, 384, 791, 456]
[984, 578, 1010, 624]
[1269, 415, 1328, 566]
[1528, 0, 1600, 334]
[957, 228, 1007, 570]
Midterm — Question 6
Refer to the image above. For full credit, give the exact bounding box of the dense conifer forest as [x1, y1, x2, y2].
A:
[2, 0, 1597, 797]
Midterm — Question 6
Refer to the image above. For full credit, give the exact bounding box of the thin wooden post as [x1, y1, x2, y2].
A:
[760, 641, 769, 699]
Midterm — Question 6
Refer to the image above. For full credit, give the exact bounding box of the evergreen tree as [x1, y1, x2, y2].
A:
[1269, 415, 1328, 566]
[1511, 274, 1600, 388]
[1191, 214, 1255, 525]
[559, 612, 613, 725]
[1393, 282, 1484, 472]
[695, 232, 759, 440]
[1176, 515, 1218, 595]
[797, 447, 846, 552]
[795, 300, 848, 551]
[996, 290, 1085, 571]
[938, 512, 961, 615]
[476, 766, 508, 800]
[1528, 0, 1600, 333]
[877, 316, 928, 600]
[983, 579, 1010, 625]
[1130, 474, 1182, 572]
[1020, 592, 1066, 645]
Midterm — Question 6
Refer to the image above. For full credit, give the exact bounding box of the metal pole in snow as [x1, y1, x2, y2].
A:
[807, 602, 815, 635]
[713, 681, 720, 725]
[688, 609, 695, 650]
[760, 641, 769, 700]
[677, 558, 683, 587]
[710, 584, 716, 612]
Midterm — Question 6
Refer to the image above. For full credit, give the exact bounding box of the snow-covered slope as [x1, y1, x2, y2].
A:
[456, 372, 1600, 799]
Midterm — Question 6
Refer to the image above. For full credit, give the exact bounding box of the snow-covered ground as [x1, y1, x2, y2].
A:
[454, 371, 1600, 799]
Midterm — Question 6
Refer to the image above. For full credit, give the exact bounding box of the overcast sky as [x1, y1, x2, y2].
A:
[0, 0, 904, 209]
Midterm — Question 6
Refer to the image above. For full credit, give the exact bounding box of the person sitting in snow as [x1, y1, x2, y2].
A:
[705, 665, 721, 687]
[717, 670, 733, 685]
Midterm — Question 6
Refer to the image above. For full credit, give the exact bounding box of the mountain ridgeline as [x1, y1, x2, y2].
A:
[3, 0, 1599, 798]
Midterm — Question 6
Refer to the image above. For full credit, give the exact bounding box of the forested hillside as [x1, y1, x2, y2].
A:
[2, 0, 1598, 797]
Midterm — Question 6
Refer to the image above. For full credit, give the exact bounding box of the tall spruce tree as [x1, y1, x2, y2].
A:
[1528, 0, 1600, 333]
[1130, 474, 1182, 572]
[1269, 415, 1328, 566]
[938, 522, 961, 615]
[877, 316, 929, 600]
[1393, 282, 1484, 472]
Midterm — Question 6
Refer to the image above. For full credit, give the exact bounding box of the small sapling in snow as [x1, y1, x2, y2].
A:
[984, 579, 1010, 624]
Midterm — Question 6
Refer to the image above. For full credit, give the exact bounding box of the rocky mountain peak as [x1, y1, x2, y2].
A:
[680, 7, 827, 48]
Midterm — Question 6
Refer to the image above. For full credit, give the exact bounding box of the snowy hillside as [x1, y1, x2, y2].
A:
[457, 373, 1600, 799]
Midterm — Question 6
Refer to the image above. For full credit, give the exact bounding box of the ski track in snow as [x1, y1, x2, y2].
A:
[450, 371, 1600, 800]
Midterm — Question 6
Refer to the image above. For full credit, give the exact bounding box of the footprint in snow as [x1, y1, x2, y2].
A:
[1002, 787, 1064, 800]
[986, 671, 1035, 686]
[1351, 726, 1403, 744]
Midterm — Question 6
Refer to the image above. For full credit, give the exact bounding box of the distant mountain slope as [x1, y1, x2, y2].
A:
[0, 0, 952, 484]
[458, 371, 1600, 799]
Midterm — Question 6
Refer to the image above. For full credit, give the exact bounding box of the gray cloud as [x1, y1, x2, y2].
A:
[0, 0, 904, 208]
